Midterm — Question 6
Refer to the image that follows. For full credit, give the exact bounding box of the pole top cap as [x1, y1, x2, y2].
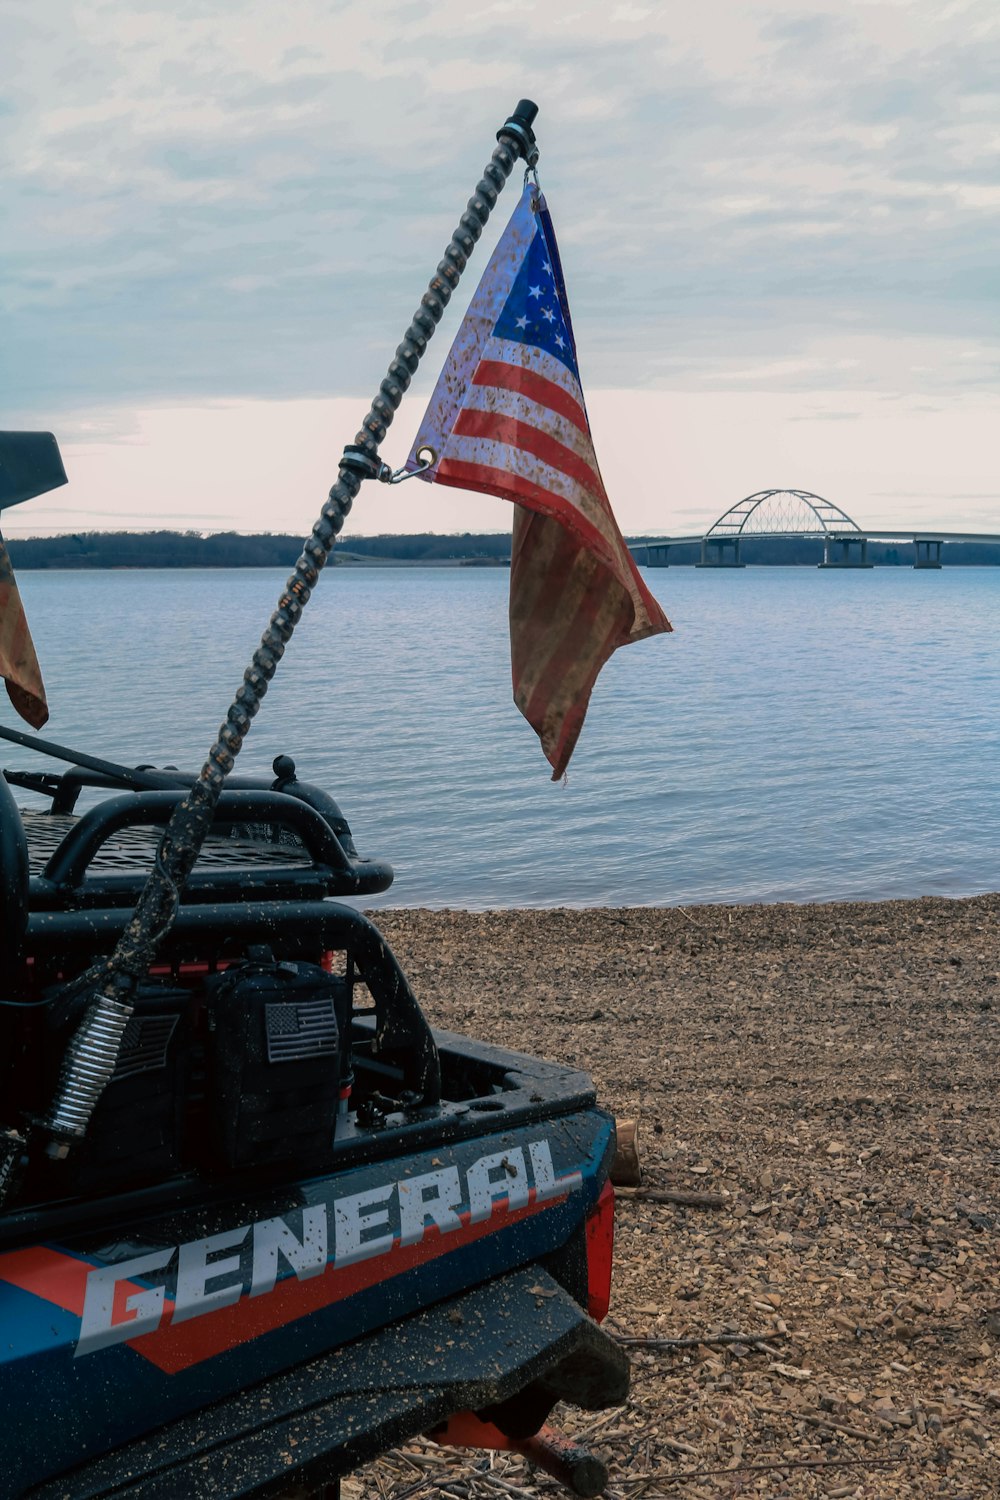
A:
[498, 100, 539, 167]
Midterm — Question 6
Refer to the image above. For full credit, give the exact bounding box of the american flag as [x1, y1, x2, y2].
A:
[0, 531, 47, 729]
[406, 183, 671, 778]
[113, 1013, 179, 1081]
[265, 998, 338, 1064]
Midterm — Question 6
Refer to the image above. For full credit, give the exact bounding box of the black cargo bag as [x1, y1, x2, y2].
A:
[205, 955, 346, 1171]
[44, 981, 190, 1191]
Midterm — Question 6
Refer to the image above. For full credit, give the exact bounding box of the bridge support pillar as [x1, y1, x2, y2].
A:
[697, 536, 745, 568]
[914, 538, 943, 569]
[645, 543, 670, 567]
[819, 535, 873, 568]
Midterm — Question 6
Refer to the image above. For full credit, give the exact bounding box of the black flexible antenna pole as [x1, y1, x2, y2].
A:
[33, 101, 540, 1167]
[0, 721, 186, 791]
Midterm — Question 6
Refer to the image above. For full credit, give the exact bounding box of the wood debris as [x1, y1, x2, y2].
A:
[342, 896, 1000, 1497]
[610, 1118, 642, 1187]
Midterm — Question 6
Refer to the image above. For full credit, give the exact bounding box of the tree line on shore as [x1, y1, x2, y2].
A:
[6, 530, 999, 568]
[6, 531, 512, 568]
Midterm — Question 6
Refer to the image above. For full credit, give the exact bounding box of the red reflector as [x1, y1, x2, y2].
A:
[585, 1180, 615, 1322]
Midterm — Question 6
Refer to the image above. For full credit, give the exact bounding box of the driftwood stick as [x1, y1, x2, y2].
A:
[616, 1330, 786, 1350]
[619, 1455, 898, 1487]
[573, 1405, 630, 1442]
[660, 1437, 698, 1456]
[477, 1472, 556, 1500]
[385, 1479, 436, 1500]
[752, 1402, 877, 1443]
[615, 1187, 728, 1209]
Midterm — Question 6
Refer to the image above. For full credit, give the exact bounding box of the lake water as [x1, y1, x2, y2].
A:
[11, 564, 1000, 910]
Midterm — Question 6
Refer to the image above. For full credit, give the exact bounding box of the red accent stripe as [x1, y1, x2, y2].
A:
[451, 410, 602, 497]
[0, 1244, 181, 1348]
[472, 362, 588, 433]
[0, 1246, 92, 1315]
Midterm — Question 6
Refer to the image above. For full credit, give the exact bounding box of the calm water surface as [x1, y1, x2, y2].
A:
[13, 565, 1000, 909]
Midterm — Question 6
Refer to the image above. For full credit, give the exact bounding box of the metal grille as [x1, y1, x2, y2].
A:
[20, 809, 312, 878]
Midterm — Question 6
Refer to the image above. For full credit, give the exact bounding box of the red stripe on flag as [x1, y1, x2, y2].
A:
[435, 460, 622, 573]
[452, 410, 603, 497]
[437, 458, 669, 648]
[472, 361, 588, 434]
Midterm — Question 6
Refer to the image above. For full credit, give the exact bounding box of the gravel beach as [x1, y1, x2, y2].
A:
[349, 894, 999, 1499]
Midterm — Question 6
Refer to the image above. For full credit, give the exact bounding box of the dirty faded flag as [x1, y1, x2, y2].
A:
[406, 183, 670, 778]
[0, 533, 47, 728]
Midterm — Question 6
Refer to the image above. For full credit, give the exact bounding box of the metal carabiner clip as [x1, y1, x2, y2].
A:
[378, 447, 436, 485]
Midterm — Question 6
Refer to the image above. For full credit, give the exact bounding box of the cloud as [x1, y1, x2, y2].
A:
[1, 0, 998, 433]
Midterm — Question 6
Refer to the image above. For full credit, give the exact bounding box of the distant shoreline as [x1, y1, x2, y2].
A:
[8, 530, 1000, 568]
[11, 556, 511, 570]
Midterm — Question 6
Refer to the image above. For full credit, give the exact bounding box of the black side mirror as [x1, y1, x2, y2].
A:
[0, 432, 68, 512]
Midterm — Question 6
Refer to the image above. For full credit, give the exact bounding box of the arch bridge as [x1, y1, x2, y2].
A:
[642, 490, 999, 569]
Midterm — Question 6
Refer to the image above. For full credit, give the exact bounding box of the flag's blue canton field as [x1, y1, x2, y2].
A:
[493, 217, 580, 382]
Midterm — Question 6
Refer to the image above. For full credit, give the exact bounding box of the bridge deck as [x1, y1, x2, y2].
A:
[641, 530, 1000, 546]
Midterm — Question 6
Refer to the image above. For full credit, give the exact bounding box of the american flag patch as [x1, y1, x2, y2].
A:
[113, 1014, 178, 1081]
[265, 999, 338, 1064]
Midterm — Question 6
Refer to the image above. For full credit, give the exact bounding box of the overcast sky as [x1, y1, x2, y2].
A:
[2, 0, 998, 538]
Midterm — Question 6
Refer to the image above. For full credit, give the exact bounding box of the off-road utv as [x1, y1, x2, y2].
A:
[0, 98, 637, 1496]
[0, 755, 627, 1498]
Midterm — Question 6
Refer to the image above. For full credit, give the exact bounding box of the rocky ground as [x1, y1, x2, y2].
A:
[345, 895, 999, 1499]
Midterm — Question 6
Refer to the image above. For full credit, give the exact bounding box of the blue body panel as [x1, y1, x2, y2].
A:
[1, 1109, 613, 1497]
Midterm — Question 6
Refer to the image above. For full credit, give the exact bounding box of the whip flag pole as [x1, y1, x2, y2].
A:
[28, 101, 540, 1178]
